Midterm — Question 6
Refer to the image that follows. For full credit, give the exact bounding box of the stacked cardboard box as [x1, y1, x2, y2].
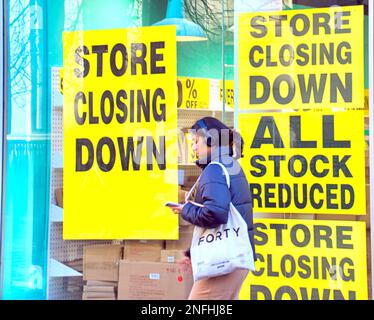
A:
[123, 240, 164, 262]
[161, 249, 186, 263]
[83, 281, 117, 300]
[83, 244, 124, 282]
[165, 225, 194, 250]
[82, 244, 124, 300]
[117, 227, 194, 300]
[82, 226, 195, 300]
[178, 215, 192, 227]
[64, 258, 83, 273]
[55, 187, 63, 208]
[117, 260, 193, 300]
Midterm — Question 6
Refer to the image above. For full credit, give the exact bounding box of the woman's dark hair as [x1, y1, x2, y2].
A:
[191, 117, 244, 158]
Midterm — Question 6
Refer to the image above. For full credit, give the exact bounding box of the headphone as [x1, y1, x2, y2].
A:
[196, 119, 213, 147]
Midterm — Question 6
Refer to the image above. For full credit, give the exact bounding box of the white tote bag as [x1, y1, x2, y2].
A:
[190, 162, 256, 282]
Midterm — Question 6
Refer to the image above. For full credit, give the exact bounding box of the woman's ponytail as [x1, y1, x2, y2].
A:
[230, 129, 244, 159]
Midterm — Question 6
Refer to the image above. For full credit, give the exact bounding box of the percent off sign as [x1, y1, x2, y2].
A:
[177, 77, 210, 109]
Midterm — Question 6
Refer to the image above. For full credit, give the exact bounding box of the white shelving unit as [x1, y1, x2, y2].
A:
[50, 204, 63, 223]
[49, 259, 82, 277]
[46, 67, 234, 299]
[47, 66, 113, 300]
[52, 151, 63, 169]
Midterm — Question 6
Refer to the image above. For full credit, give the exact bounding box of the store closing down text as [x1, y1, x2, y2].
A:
[76, 136, 166, 172]
[74, 41, 167, 77]
[249, 12, 352, 38]
[74, 89, 167, 125]
[250, 285, 356, 300]
[249, 73, 352, 105]
[249, 222, 362, 300]
[245, 9, 359, 107]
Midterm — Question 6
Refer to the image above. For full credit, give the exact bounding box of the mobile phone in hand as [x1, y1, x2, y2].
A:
[164, 201, 180, 207]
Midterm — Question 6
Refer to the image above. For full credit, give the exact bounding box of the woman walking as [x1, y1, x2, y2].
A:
[169, 117, 256, 300]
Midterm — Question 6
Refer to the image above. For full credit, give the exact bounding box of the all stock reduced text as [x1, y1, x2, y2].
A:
[246, 114, 362, 212]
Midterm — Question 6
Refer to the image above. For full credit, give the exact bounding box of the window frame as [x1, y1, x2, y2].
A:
[368, 0, 374, 300]
[0, 0, 7, 300]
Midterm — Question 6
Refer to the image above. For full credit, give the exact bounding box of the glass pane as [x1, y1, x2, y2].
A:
[234, 0, 371, 300]
[2, 0, 49, 299]
[3, 0, 369, 301]
[1, 0, 231, 300]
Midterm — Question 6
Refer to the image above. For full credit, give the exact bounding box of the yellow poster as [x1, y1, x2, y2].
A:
[238, 6, 364, 110]
[177, 77, 210, 109]
[240, 219, 368, 300]
[220, 80, 234, 109]
[239, 110, 366, 214]
[63, 26, 178, 239]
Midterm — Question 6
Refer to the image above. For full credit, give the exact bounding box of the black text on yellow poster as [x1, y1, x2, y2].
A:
[238, 6, 364, 110]
[239, 218, 367, 300]
[239, 110, 366, 214]
[220, 80, 234, 109]
[63, 26, 178, 239]
[177, 77, 210, 109]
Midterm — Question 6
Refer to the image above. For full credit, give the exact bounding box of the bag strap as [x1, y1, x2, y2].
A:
[209, 162, 244, 221]
[184, 175, 201, 202]
[209, 161, 230, 189]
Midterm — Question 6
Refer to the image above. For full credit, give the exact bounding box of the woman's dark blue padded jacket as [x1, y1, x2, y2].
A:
[181, 148, 256, 261]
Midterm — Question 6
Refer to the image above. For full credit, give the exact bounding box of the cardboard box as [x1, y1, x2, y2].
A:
[83, 285, 116, 293]
[160, 250, 186, 263]
[178, 186, 187, 203]
[124, 240, 164, 262]
[83, 244, 124, 282]
[82, 292, 116, 300]
[83, 282, 117, 300]
[184, 175, 200, 189]
[165, 225, 194, 250]
[55, 187, 63, 208]
[177, 187, 192, 226]
[118, 260, 193, 300]
[86, 280, 117, 287]
[64, 258, 83, 272]
[178, 215, 192, 227]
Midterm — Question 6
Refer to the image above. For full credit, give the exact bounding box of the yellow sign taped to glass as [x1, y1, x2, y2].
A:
[63, 26, 178, 239]
[239, 218, 368, 300]
[220, 80, 234, 109]
[177, 77, 210, 109]
[238, 5, 364, 110]
[239, 110, 366, 214]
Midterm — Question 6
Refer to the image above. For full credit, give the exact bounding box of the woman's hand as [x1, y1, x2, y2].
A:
[177, 256, 193, 275]
[168, 204, 184, 214]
